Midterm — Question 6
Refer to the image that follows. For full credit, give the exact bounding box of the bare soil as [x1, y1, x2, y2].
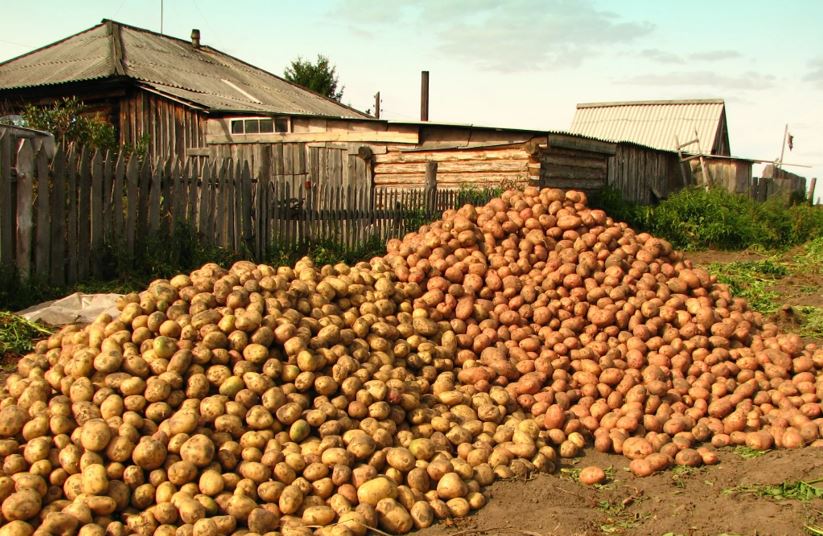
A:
[416, 448, 823, 536]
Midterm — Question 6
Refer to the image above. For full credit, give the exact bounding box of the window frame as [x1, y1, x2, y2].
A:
[229, 116, 290, 135]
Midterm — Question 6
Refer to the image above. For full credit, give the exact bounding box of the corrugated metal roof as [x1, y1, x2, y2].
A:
[0, 20, 368, 119]
[569, 99, 728, 154]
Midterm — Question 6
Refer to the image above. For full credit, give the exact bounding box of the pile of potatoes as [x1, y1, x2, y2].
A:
[0, 187, 821, 536]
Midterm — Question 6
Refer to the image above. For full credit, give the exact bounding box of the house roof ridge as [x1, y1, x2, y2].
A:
[577, 98, 725, 109]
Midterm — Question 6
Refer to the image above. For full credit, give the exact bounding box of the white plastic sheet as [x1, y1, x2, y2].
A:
[16, 293, 122, 326]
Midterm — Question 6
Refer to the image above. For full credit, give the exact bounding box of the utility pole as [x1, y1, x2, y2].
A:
[160, 0, 164, 34]
[374, 92, 381, 119]
[778, 123, 788, 167]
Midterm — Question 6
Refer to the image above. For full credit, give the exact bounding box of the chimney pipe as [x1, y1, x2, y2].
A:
[191, 29, 201, 48]
[420, 71, 429, 122]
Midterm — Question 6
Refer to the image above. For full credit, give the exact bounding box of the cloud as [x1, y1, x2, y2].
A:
[332, 0, 654, 72]
[804, 57, 823, 88]
[688, 50, 742, 61]
[639, 48, 684, 64]
[620, 70, 776, 90]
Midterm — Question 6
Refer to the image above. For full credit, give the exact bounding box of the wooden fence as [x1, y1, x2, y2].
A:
[0, 131, 481, 286]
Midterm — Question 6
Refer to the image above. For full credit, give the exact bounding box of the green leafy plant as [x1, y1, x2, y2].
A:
[0, 312, 51, 356]
[732, 445, 771, 459]
[724, 478, 823, 501]
[22, 97, 117, 153]
[284, 55, 344, 101]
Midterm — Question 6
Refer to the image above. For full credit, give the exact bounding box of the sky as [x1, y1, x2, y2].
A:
[1, 0, 821, 198]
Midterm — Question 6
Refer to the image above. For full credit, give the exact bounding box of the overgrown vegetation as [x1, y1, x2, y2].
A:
[590, 186, 823, 250]
[0, 312, 51, 356]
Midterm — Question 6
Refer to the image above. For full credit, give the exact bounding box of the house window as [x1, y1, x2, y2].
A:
[230, 117, 289, 135]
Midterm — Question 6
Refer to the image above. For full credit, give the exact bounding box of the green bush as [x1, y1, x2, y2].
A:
[590, 186, 823, 250]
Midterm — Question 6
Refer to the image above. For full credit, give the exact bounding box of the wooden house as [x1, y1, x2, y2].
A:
[0, 19, 370, 163]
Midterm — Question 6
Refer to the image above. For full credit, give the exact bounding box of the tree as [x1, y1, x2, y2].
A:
[284, 55, 344, 101]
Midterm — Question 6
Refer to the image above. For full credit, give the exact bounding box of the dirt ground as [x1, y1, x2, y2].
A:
[416, 448, 823, 536]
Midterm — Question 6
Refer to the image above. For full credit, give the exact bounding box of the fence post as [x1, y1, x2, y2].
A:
[425, 161, 437, 218]
[809, 178, 817, 206]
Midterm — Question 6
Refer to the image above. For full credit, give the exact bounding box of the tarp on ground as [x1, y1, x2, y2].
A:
[16, 293, 122, 326]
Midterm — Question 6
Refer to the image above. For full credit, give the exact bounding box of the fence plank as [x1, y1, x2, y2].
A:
[90, 151, 104, 275]
[240, 161, 253, 256]
[49, 146, 66, 286]
[215, 160, 227, 247]
[170, 159, 182, 230]
[148, 158, 162, 232]
[102, 151, 113, 242]
[268, 180, 285, 251]
[254, 173, 264, 259]
[0, 132, 13, 268]
[15, 140, 34, 280]
[199, 162, 212, 239]
[186, 161, 197, 224]
[66, 147, 79, 283]
[137, 158, 151, 248]
[161, 158, 173, 232]
[77, 148, 91, 280]
[226, 162, 236, 252]
[34, 145, 50, 278]
[125, 156, 139, 256]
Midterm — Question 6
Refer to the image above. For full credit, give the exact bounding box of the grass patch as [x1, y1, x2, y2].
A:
[794, 306, 823, 339]
[0, 312, 52, 356]
[708, 259, 788, 315]
[732, 446, 772, 459]
[724, 478, 823, 501]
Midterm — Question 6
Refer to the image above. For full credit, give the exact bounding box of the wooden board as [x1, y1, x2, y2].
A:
[0, 131, 12, 267]
[15, 140, 34, 280]
[374, 159, 528, 175]
[90, 151, 104, 273]
[374, 148, 529, 164]
[34, 145, 50, 278]
[66, 148, 78, 283]
[125, 156, 139, 255]
[50, 146, 66, 285]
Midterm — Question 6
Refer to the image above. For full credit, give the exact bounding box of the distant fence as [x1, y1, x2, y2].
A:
[0, 130, 487, 285]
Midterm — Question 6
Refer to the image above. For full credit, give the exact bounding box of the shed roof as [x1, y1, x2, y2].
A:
[569, 99, 729, 155]
[0, 20, 368, 119]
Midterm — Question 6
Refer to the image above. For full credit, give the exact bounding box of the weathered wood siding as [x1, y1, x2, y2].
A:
[692, 158, 752, 194]
[374, 146, 537, 189]
[118, 89, 207, 162]
[209, 142, 370, 192]
[539, 147, 610, 191]
[608, 144, 682, 204]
